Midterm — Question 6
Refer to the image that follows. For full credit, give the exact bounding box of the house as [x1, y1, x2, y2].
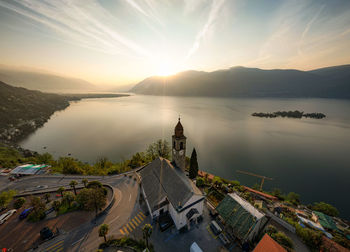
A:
[10, 164, 48, 175]
[197, 170, 215, 181]
[253, 234, 287, 252]
[216, 193, 269, 243]
[138, 118, 205, 231]
[242, 186, 278, 201]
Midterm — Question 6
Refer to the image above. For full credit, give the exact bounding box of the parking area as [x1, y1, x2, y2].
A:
[0, 193, 94, 251]
[149, 205, 242, 252]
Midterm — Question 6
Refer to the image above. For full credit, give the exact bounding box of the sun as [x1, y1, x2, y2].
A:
[156, 61, 176, 76]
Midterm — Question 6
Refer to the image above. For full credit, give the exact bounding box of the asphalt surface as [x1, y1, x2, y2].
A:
[0, 172, 140, 251]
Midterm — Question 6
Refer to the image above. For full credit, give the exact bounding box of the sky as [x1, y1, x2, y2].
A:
[0, 0, 350, 86]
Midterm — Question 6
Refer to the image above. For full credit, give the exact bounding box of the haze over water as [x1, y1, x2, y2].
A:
[20, 95, 350, 218]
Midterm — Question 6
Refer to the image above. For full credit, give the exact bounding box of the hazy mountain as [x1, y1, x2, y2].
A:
[130, 65, 350, 98]
[0, 67, 95, 92]
[0, 81, 70, 142]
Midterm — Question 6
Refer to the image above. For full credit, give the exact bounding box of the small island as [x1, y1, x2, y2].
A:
[252, 110, 326, 119]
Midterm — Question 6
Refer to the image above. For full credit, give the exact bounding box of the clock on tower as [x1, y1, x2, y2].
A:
[172, 117, 187, 172]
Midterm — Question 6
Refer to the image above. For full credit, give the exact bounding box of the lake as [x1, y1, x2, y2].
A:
[20, 95, 350, 218]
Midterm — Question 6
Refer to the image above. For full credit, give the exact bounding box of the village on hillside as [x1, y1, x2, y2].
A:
[0, 119, 349, 252]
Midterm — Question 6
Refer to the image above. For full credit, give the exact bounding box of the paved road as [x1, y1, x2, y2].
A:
[0, 172, 141, 251]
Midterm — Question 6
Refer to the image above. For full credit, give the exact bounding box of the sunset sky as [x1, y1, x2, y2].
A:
[1, 0, 350, 86]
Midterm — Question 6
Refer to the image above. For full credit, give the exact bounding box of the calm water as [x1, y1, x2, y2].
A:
[20, 95, 350, 218]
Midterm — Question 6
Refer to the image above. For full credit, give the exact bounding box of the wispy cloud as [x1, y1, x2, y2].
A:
[0, 0, 152, 58]
[185, 0, 226, 61]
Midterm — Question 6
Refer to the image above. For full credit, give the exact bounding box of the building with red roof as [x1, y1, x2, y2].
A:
[243, 186, 278, 201]
[253, 234, 287, 252]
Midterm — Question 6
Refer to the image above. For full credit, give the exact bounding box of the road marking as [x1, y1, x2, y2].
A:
[120, 229, 125, 235]
[129, 221, 135, 229]
[123, 227, 129, 234]
[134, 216, 141, 223]
[126, 222, 134, 232]
[56, 248, 64, 252]
[45, 240, 64, 251]
[140, 212, 145, 218]
[109, 215, 120, 224]
[138, 213, 144, 220]
[132, 219, 138, 226]
[71, 237, 85, 246]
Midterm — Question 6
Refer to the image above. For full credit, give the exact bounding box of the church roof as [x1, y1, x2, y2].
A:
[139, 157, 202, 212]
[174, 118, 184, 137]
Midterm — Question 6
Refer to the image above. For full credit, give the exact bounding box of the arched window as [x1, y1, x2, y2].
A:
[180, 142, 183, 150]
[173, 141, 175, 148]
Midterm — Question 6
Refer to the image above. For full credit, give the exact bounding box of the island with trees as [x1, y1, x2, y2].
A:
[252, 110, 326, 119]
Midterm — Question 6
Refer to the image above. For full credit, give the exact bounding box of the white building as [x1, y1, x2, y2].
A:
[139, 119, 204, 230]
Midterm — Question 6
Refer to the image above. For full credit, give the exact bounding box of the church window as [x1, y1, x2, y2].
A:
[180, 142, 183, 150]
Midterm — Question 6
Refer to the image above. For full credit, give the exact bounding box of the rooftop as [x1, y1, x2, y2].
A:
[139, 157, 202, 211]
[253, 234, 287, 252]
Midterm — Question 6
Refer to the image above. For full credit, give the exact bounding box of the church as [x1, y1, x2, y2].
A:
[138, 118, 204, 230]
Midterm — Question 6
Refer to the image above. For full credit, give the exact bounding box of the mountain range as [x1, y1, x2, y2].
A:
[130, 64, 350, 98]
[0, 81, 70, 142]
[0, 66, 95, 93]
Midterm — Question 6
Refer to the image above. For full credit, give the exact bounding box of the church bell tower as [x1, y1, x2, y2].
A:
[172, 117, 187, 171]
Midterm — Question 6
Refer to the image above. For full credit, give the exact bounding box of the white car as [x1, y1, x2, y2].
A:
[0, 209, 17, 224]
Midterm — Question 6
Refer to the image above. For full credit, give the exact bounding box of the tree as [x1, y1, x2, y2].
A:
[58, 157, 83, 174]
[44, 193, 51, 203]
[52, 200, 61, 213]
[87, 180, 103, 189]
[29, 196, 46, 221]
[77, 188, 106, 216]
[196, 177, 205, 187]
[311, 202, 339, 217]
[36, 152, 54, 164]
[286, 192, 300, 206]
[0, 190, 16, 208]
[146, 139, 170, 160]
[189, 148, 199, 179]
[142, 224, 153, 249]
[14, 197, 26, 209]
[82, 178, 88, 188]
[70, 180, 78, 195]
[57, 187, 65, 198]
[98, 224, 109, 242]
[63, 191, 75, 207]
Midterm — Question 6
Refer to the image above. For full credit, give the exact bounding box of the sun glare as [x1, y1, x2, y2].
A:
[156, 61, 176, 76]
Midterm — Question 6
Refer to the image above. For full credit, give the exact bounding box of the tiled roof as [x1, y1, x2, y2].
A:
[216, 193, 265, 240]
[139, 157, 202, 211]
[314, 211, 338, 231]
[243, 186, 278, 201]
[253, 234, 287, 252]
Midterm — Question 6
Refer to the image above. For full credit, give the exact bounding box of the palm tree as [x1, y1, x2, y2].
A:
[142, 224, 153, 250]
[98, 224, 109, 242]
[44, 193, 50, 203]
[70, 180, 78, 195]
[82, 178, 88, 188]
[57, 187, 65, 198]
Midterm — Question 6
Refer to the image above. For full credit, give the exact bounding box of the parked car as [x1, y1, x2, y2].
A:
[218, 233, 230, 246]
[0, 209, 17, 224]
[19, 207, 33, 220]
[190, 242, 203, 252]
[210, 220, 222, 235]
[40, 227, 54, 240]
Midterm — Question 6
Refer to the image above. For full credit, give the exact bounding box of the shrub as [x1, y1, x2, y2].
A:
[14, 197, 26, 209]
[310, 202, 339, 217]
[196, 177, 205, 187]
[271, 232, 294, 250]
[295, 225, 323, 251]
